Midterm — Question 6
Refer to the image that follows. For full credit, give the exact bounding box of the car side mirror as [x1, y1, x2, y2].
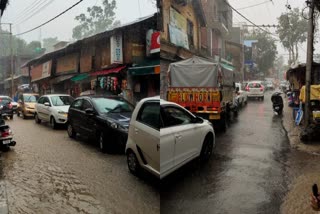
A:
[44, 102, 51, 107]
[85, 108, 95, 116]
[192, 116, 203, 124]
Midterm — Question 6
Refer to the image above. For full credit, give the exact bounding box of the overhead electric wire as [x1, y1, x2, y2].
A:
[13, 0, 43, 23]
[223, 0, 279, 37]
[15, 0, 85, 36]
[236, 1, 271, 11]
[16, 0, 55, 25]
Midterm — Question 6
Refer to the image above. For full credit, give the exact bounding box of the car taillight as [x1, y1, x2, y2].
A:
[1, 130, 9, 137]
[245, 86, 250, 91]
[7, 103, 12, 109]
[260, 86, 264, 91]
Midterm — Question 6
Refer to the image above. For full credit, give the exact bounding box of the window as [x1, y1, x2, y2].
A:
[92, 97, 134, 113]
[71, 99, 83, 110]
[187, 19, 194, 47]
[38, 97, 45, 104]
[50, 96, 74, 106]
[161, 106, 194, 128]
[43, 97, 50, 105]
[23, 95, 39, 103]
[82, 99, 93, 110]
[249, 83, 261, 88]
[137, 102, 160, 130]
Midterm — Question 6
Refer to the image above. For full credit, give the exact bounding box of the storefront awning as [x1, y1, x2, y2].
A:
[71, 73, 89, 82]
[220, 62, 234, 71]
[128, 60, 160, 76]
[90, 65, 126, 76]
[50, 74, 75, 84]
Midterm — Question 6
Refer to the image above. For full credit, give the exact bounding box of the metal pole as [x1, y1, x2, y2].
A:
[305, 0, 315, 128]
[10, 23, 14, 98]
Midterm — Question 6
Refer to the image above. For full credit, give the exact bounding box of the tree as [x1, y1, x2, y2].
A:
[277, 8, 308, 65]
[43, 37, 59, 52]
[72, 0, 118, 40]
[245, 30, 278, 76]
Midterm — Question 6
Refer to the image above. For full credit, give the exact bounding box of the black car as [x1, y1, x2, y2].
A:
[67, 95, 134, 153]
[0, 96, 14, 119]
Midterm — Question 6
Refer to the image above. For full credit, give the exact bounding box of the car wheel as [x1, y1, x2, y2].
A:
[126, 150, 140, 175]
[98, 132, 109, 153]
[50, 117, 57, 129]
[220, 113, 227, 132]
[200, 135, 214, 162]
[67, 123, 76, 139]
[261, 96, 264, 101]
[22, 113, 26, 119]
[17, 111, 20, 117]
[9, 115, 13, 120]
[35, 113, 41, 124]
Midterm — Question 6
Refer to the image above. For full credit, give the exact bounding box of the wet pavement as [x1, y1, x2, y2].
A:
[161, 91, 293, 214]
[2, 117, 159, 214]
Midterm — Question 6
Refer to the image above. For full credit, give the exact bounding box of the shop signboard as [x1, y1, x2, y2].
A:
[21, 67, 29, 76]
[170, 7, 187, 32]
[31, 60, 52, 82]
[110, 34, 123, 64]
[42, 61, 51, 78]
[169, 25, 189, 50]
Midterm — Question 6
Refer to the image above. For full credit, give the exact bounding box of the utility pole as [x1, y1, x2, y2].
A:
[9, 23, 13, 98]
[305, 0, 315, 128]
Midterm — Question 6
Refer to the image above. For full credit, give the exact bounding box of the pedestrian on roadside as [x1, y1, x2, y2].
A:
[311, 194, 320, 211]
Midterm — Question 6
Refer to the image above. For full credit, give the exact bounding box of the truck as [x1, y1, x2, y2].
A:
[167, 56, 237, 131]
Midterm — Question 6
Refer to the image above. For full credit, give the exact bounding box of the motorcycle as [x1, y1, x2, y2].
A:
[271, 92, 284, 115]
[0, 106, 16, 151]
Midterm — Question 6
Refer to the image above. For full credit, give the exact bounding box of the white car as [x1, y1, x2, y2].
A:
[125, 97, 215, 179]
[35, 94, 74, 129]
[245, 81, 265, 101]
[235, 83, 248, 106]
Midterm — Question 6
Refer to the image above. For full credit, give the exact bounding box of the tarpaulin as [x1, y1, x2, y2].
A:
[299, 85, 320, 103]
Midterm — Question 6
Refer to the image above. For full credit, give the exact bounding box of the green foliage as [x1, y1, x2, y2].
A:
[245, 30, 278, 75]
[277, 8, 308, 64]
[72, 0, 118, 40]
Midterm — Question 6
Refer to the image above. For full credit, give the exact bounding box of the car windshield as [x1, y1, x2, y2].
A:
[248, 83, 261, 88]
[24, 95, 39, 103]
[50, 96, 74, 106]
[93, 97, 134, 114]
[0, 97, 11, 105]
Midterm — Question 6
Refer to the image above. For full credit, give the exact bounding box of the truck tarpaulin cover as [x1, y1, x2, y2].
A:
[168, 56, 218, 87]
[299, 85, 320, 103]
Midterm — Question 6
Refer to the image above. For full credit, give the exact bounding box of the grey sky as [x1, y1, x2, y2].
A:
[1, 0, 156, 42]
[229, 0, 312, 64]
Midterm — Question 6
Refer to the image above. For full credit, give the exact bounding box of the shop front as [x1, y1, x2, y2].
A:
[128, 59, 160, 104]
[30, 60, 52, 96]
[90, 65, 127, 97]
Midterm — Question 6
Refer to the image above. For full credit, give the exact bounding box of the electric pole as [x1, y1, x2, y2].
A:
[9, 23, 13, 98]
[305, 0, 315, 128]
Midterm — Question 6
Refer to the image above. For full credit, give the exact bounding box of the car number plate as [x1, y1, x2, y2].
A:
[3, 140, 10, 145]
[209, 114, 220, 120]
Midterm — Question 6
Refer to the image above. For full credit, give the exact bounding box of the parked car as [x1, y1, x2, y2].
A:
[245, 81, 265, 101]
[0, 96, 14, 119]
[67, 95, 134, 152]
[266, 81, 274, 90]
[235, 82, 248, 106]
[125, 97, 215, 179]
[35, 94, 74, 129]
[17, 93, 39, 119]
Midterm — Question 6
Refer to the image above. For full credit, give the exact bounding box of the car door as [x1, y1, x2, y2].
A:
[80, 99, 97, 137]
[69, 99, 83, 133]
[162, 105, 203, 168]
[42, 96, 51, 122]
[133, 101, 160, 174]
[160, 106, 175, 177]
[36, 97, 45, 120]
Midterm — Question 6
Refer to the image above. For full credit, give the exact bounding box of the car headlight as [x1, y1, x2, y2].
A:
[109, 121, 129, 132]
[110, 122, 118, 129]
[58, 111, 67, 115]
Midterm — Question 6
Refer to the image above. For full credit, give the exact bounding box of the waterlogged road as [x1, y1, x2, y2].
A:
[2, 117, 159, 214]
[161, 92, 292, 214]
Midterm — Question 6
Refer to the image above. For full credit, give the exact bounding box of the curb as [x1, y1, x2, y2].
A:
[0, 180, 8, 214]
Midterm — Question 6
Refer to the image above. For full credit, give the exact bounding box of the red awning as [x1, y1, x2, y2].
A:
[90, 66, 126, 76]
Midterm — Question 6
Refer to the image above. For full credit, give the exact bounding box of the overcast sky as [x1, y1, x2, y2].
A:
[1, 0, 156, 42]
[229, 0, 312, 63]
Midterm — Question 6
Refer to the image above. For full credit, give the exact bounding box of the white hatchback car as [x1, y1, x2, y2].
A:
[245, 81, 265, 101]
[35, 94, 74, 129]
[125, 97, 215, 179]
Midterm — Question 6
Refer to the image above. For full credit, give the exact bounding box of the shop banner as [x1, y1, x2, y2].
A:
[150, 31, 160, 54]
[169, 25, 189, 50]
[110, 34, 123, 64]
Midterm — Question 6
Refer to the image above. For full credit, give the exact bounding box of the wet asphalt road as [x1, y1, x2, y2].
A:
[161, 91, 291, 214]
[1, 117, 159, 214]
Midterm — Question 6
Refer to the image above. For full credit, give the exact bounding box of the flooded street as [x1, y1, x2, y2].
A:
[161, 92, 294, 214]
[2, 118, 159, 214]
